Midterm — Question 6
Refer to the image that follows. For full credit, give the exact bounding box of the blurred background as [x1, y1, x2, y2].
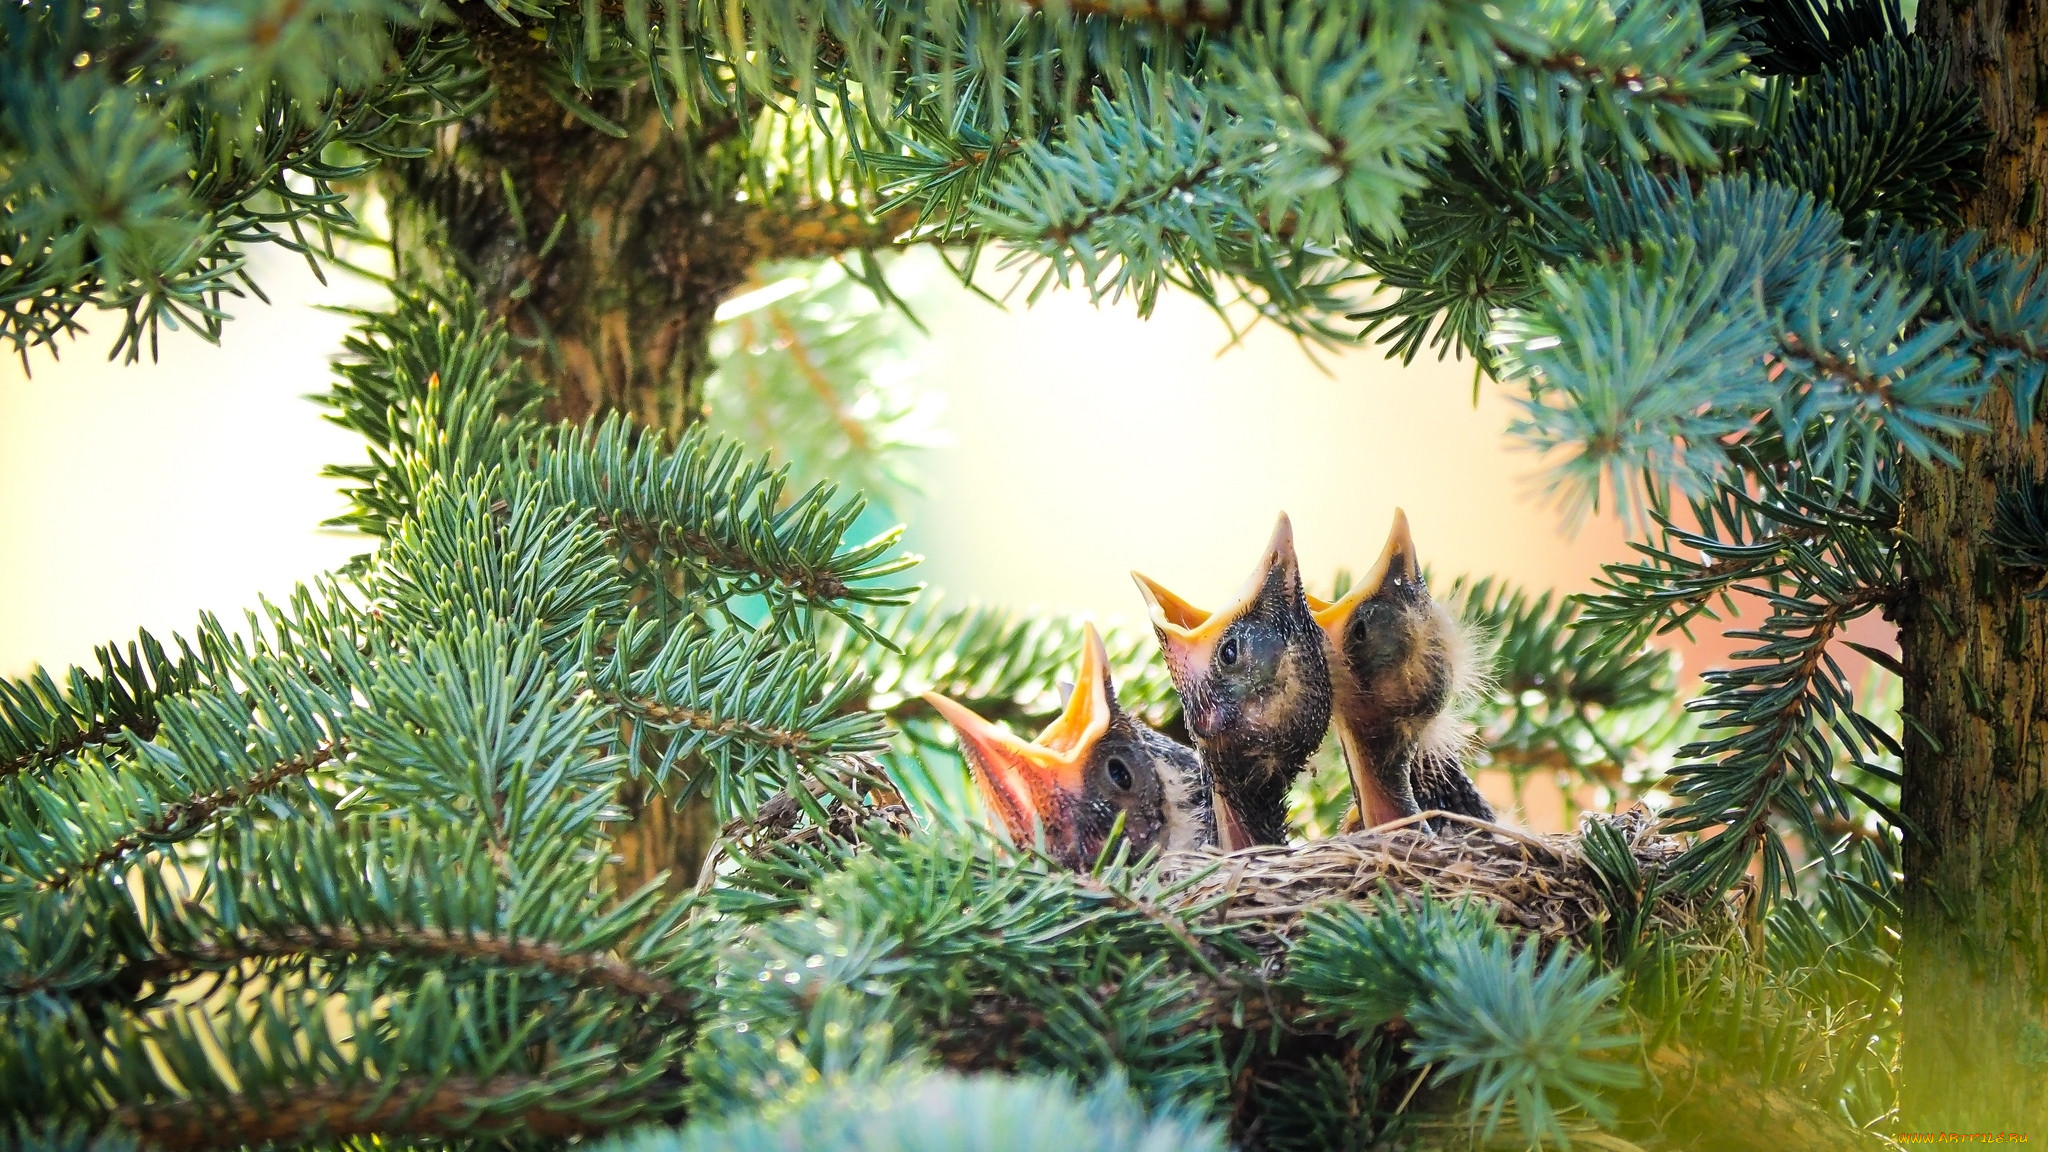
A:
[0, 242, 1856, 833]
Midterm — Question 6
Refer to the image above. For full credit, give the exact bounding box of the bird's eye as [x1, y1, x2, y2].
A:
[1106, 757, 1133, 790]
[1219, 637, 1240, 666]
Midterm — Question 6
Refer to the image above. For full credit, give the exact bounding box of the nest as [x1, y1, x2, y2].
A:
[1155, 805, 1737, 963]
[723, 773, 1741, 965]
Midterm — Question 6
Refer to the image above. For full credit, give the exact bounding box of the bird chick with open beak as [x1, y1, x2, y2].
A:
[1132, 514, 1332, 850]
[1308, 509, 1494, 833]
[922, 624, 1214, 869]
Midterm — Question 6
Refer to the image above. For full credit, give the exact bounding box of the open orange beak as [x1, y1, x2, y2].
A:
[1306, 508, 1424, 830]
[1131, 513, 1302, 851]
[922, 624, 1113, 853]
[1306, 508, 1421, 643]
[1131, 513, 1302, 696]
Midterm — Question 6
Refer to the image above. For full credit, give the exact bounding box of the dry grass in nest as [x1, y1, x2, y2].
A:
[724, 773, 1742, 966]
[1156, 805, 1738, 964]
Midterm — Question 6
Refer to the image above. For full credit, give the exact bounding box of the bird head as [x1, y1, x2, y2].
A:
[922, 624, 1196, 869]
[1309, 510, 1495, 829]
[1306, 508, 1458, 735]
[1131, 513, 1332, 846]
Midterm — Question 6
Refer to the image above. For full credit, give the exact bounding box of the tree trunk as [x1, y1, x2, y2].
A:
[1902, 0, 2048, 1129]
[388, 17, 749, 439]
[383, 16, 900, 891]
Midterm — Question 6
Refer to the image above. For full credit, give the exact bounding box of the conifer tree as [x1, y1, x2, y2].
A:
[3, 0, 2043, 1146]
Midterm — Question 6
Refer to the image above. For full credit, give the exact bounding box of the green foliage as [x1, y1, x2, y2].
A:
[696, 830, 1238, 1117]
[8, 0, 1756, 357]
[1447, 575, 1689, 810]
[6, 0, 2030, 1143]
[1346, 129, 1560, 366]
[1, 0, 479, 361]
[162, 0, 417, 121]
[1990, 476, 2048, 591]
[596, 1070, 1228, 1152]
[964, 72, 1358, 335]
[320, 275, 920, 636]
[1288, 890, 1638, 1147]
[1740, 38, 1987, 226]
[1579, 461, 1904, 906]
[1863, 220, 2048, 424]
[1497, 173, 1990, 524]
[0, 629, 224, 783]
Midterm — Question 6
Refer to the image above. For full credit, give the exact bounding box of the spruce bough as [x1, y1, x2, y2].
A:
[3, 0, 2042, 1142]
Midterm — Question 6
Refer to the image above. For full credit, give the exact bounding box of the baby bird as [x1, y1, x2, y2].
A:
[1307, 509, 1494, 833]
[923, 624, 1214, 869]
[1132, 514, 1332, 850]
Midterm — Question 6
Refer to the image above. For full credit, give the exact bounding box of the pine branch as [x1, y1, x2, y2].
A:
[0, 633, 221, 783]
[1495, 242, 1776, 526]
[363, 471, 631, 654]
[1209, 0, 1462, 244]
[1740, 38, 1987, 227]
[1495, 174, 1991, 523]
[593, 615, 891, 820]
[0, 601, 370, 901]
[1709, 0, 1907, 76]
[325, 282, 921, 627]
[6, 814, 711, 1027]
[1286, 890, 1637, 1147]
[701, 830, 1245, 1111]
[115, 1075, 656, 1149]
[524, 417, 921, 627]
[966, 74, 1358, 338]
[1989, 476, 2048, 594]
[33, 744, 338, 897]
[9, 968, 695, 1143]
[1662, 578, 1900, 903]
[1348, 128, 1562, 367]
[113, 927, 694, 1021]
[1, 6, 482, 362]
[1862, 221, 2048, 424]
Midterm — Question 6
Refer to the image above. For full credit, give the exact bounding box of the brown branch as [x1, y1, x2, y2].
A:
[623, 697, 825, 755]
[1, 716, 161, 782]
[1499, 48, 1696, 108]
[588, 511, 853, 603]
[117, 1075, 677, 1151]
[40, 744, 340, 894]
[1777, 332, 1896, 402]
[741, 201, 922, 262]
[1035, 159, 1226, 246]
[49, 927, 697, 1021]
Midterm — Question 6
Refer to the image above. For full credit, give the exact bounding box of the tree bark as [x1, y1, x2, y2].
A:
[382, 16, 901, 891]
[388, 17, 750, 438]
[1903, 0, 2048, 1129]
